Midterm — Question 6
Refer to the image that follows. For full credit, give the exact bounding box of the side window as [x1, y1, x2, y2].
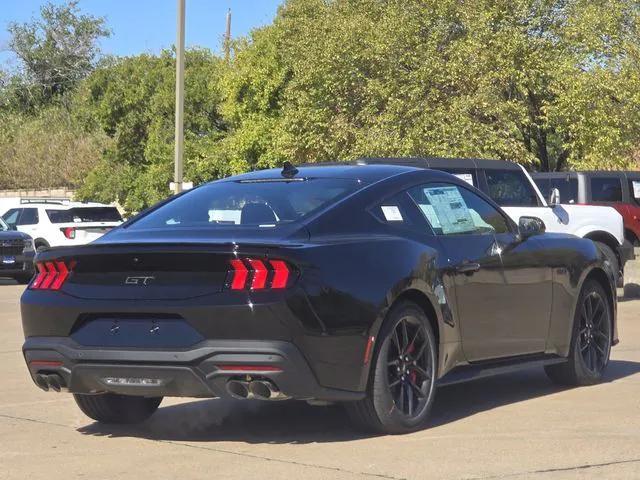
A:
[629, 179, 640, 206]
[18, 208, 39, 225]
[533, 178, 550, 200]
[2, 208, 20, 226]
[550, 177, 578, 204]
[432, 168, 478, 188]
[591, 177, 622, 202]
[372, 192, 418, 228]
[485, 170, 539, 207]
[408, 183, 509, 236]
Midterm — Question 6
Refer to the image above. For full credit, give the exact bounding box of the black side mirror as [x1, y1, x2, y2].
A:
[519, 216, 546, 239]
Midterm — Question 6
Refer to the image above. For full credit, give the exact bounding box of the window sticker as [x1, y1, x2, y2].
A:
[454, 173, 474, 186]
[633, 181, 640, 199]
[423, 186, 475, 234]
[381, 205, 403, 222]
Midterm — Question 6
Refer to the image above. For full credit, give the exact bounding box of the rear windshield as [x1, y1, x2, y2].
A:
[46, 207, 123, 224]
[128, 178, 360, 229]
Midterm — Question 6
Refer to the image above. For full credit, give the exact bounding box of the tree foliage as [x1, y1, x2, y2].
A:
[3, 1, 110, 111]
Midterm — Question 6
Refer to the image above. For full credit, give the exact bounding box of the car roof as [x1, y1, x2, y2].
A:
[219, 163, 422, 184]
[357, 157, 524, 171]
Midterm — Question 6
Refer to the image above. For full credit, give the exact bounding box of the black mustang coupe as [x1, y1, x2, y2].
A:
[21, 164, 617, 434]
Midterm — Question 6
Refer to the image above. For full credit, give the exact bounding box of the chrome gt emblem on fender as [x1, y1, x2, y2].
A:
[125, 275, 155, 286]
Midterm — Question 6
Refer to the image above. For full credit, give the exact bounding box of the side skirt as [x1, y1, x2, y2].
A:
[437, 353, 567, 387]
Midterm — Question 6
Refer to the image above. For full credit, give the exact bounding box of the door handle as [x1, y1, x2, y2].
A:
[455, 262, 481, 275]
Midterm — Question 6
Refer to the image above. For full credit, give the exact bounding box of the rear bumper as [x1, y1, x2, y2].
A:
[22, 337, 364, 402]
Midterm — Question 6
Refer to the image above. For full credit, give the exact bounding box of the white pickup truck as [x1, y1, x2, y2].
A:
[363, 157, 634, 285]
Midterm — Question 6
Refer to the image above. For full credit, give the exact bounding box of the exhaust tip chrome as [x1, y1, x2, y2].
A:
[248, 380, 290, 401]
[226, 380, 251, 399]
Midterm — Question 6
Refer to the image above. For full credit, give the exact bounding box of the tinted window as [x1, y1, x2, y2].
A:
[47, 207, 122, 224]
[485, 170, 539, 207]
[430, 168, 478, 188]
[591, 177, 622, 202]
[18, 208, 38, 225]
[408, 183, 508, 235]
[535, 177, 578, 204]
[629, 179, 640, 206]
[2, 209, 20, 226]
[129, 178, 361, 230]
[533, 178, 550, 199]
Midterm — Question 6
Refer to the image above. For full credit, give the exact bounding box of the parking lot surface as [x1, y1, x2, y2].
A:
[1, 279, 639, 480]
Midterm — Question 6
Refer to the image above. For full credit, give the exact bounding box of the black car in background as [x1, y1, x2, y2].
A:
[0, 216, 35, 284]
[21, 164, 616, 434]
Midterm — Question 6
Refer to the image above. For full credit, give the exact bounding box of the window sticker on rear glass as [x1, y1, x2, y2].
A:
[381, 205, 403, 222]
[454, 173, 474, 186]
[633, 181, 640, 199]
[423, 186, 475, 234]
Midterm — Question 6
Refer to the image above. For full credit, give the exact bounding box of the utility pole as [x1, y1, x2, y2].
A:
[173, 0, 185, 194]
[224, 8, 231, 61]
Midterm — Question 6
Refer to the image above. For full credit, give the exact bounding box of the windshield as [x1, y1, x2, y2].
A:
[46, 207, 123, 224]
[128, 178, 361, 230]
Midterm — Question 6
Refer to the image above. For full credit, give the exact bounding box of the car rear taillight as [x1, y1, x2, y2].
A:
[31, 259, 74, 290]
[61, 227, 76, 239]
[227, 258, 293, 291]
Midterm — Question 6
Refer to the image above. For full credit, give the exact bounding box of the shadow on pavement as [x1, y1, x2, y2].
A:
[0, 278, 19, 286]
[77, 359, 640, 443]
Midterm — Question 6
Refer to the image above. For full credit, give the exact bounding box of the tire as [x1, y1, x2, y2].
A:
[545, 279, 612, 386]
[593, 242, 619, 285]
[73, 393, 162, 424]
[345, 301, 437, 434]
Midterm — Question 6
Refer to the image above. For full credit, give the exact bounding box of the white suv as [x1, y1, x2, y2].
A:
[1, 199, 123, 250]
[361, 157, 633, 285]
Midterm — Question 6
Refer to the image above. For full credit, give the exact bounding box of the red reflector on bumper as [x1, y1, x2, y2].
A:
[217, 364, 282, 372]
[29, 360, 63, 368]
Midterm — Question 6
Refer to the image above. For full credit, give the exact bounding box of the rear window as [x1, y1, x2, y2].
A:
[128, 178, 361, 229]
[485, 170, 539, 207]
[46, 207, 123, 224]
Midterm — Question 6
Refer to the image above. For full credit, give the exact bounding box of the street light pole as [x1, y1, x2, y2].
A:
[173, 0, 185, 194]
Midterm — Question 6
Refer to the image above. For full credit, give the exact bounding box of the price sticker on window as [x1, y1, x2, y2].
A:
[381, 205, 403, 222]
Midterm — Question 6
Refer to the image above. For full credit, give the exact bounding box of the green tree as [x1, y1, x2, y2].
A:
[222, 0, 640, 171]
[75, 49, 227, 211]
[3, 0, 110, 111]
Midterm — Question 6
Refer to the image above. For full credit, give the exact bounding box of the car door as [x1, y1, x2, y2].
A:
[407, 182, 550, 361]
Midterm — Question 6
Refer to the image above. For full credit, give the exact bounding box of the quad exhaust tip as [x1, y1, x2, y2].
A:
[225, 379, 290, 401]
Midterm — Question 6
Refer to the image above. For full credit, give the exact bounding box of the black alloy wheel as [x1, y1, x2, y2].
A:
[387, 316, 433, 417]
[545, 279, 612, 386]
[577, 290, 611, 375]
[345, 301, 437, 434]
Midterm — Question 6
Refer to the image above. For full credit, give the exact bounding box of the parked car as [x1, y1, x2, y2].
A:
[0, 216, 34, 283]
[1, 199, 123, 250]
[21, 164, 616, 434]
[532, 171, 640, 248]
[360, 158, 633, 286]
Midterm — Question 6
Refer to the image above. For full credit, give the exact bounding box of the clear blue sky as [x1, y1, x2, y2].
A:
[0, 0, 283, 68]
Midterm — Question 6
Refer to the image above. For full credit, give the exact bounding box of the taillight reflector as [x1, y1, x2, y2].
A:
[30, 259, 74, 291]
[229, 259, 248, 290]
[248, 259, 268, 290]
[61, 227, 76, 239]
[228, 257, 293, 291]
[269, 260, 289, 289]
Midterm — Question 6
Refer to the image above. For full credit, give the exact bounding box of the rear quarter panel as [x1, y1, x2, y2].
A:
[533, 234, 616, 356]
